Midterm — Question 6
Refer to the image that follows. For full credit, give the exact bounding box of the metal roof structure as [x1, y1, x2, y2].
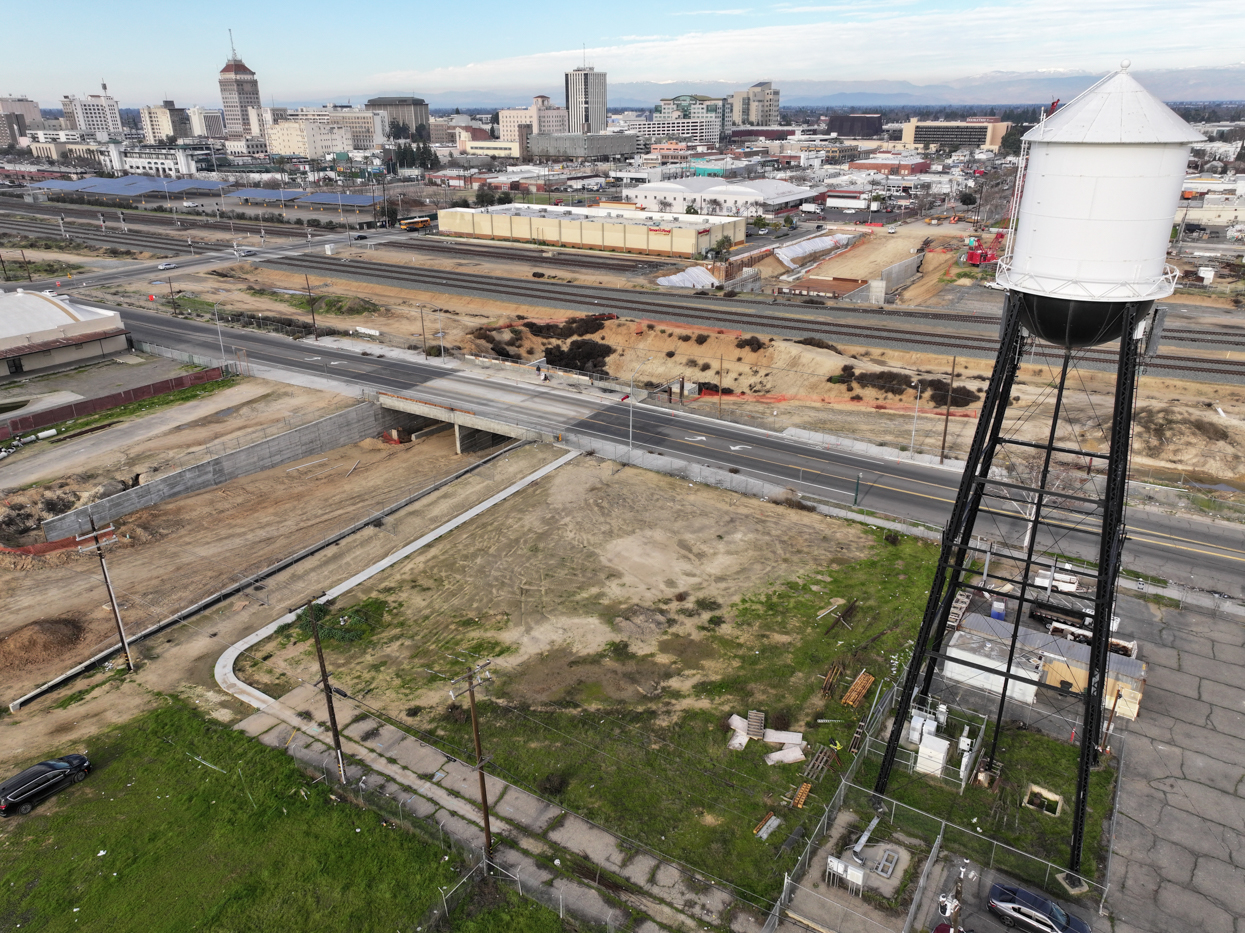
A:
[0, 290, 115, 338]
[228, 188, 306, 201]
[30, 175, 229, 196]
[1025, 63, 1204, 146]
[296, 192, 383, 206]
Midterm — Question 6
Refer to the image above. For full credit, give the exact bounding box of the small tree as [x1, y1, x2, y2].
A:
[474, 187, 497, 207]
[783, 215, 794, 227]
[685, 204, 699, 214]
[450, 197, 471, 208]
[496, 190, 513, 205]
[713, 234, 734, 255]
[656, 198, 673, 213]
[960, 191, 978, 206]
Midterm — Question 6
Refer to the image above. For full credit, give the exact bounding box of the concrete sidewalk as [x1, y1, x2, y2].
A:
[237, 684, 770, 933]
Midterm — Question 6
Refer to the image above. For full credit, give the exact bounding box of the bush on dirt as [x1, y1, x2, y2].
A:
[545, 339, 614, 373]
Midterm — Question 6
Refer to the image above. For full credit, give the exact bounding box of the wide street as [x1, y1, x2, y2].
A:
[98, 302, 1245, 599]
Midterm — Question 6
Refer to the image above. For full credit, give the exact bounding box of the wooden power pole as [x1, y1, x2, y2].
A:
[76, 519, 135, 672]
[451, 660, 494, 869]
[939, 354, 957, 465]
[309, 609, 347, 782]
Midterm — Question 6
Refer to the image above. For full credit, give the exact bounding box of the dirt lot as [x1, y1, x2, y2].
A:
[1, 377, 355, 528]
[250, 455, 875, 714]
[0, 427, 478, 690]
[0, 440, 559, 775]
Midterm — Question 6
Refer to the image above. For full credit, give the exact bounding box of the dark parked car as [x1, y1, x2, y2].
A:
[987, 883, 1090, 933]
[0, 754, 91, 817]
[354, 234, 368, 240]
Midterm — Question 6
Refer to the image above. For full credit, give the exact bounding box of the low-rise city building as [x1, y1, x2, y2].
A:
[527, 133, 636, 160]
[0, 290, 128, 381]
[624, 176, 815, 216]
[900, 117, 1011, 152]
[140, 101, 192, 144]
[267, 121, 350, 159]
[438, 203, 743, 257]
[499, 96, 568, 142]
[847, 155, 932, 175]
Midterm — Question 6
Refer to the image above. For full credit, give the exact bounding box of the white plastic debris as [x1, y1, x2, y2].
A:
[763, 729, 804, 745]
[764, 746, 807, 766]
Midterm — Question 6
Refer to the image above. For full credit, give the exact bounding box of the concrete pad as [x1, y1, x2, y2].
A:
[434, 808, 487, 849]
[1156, 878, 1235, 933]
[235, 711, 282, 738]
[257, 722, 298, 750]
[546, 813, 629, 871]
[387, 736, 449, 776]
[495, 787, 562, 833]
[438, 758, 509, 805]
[492, 845, 555, 887]
[618, 853, 659, 887]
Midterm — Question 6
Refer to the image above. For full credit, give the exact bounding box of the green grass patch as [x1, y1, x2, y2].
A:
[0, 257, 87, 282]
[853, 724, 1116, 886]
[414, 532, 938, 902]
[48, 377, 239, 434]
[243, 286, 380, 316]
[0, 233, 139, 260]
[0, 701, 460, 932]
[290, 597, 394, 646]
[448, 880, 566, 932]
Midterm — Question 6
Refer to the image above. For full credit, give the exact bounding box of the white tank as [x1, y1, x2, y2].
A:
[997, 63, 1203, 347]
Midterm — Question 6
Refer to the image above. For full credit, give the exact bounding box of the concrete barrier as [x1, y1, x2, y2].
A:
[43, 402, 433, 539]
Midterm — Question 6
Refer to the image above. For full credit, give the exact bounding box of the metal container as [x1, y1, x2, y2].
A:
[997, 63, 1203, 347]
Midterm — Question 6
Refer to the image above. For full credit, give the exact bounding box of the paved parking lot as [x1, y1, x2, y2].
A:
[1104, 594, 1245, 933]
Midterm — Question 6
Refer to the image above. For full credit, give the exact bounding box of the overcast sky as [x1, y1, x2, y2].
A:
[4, 0, 1242, 108]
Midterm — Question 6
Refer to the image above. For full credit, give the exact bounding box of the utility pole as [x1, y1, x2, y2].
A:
[420, 306, 428, 357]
[304, 273, 318, 340]
[309, 609, 347, 782]
[939, 354, 957, 465]
[450, 660, 494, 870]
[19, 250, 33, 282]
[167, 275, 176, 310]
[718, 353, 723, 419]
[77, 519, 135, 672]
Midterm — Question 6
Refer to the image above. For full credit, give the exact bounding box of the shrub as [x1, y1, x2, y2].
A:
[545, 338, 614, 373]
[694, 596, 721, 612]
[695, 333, 709, 345]
[537, 772, 569, 796]
[700, 362, 711, 372]
[665, 350, 676, 358]
[770, 710, 792, 731]
[735, 336, 764, 353]
[532, 271, 545, 278]
[796, 337, 840, 353]
[445, 703, 469, 724]
[706, 615, 726, 627]
[673, 591, 689, 602]
[678, 333, 692, 342]
[724, 290, 738, 298]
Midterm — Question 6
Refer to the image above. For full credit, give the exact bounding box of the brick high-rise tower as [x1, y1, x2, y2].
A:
[218, 36, 261, 138]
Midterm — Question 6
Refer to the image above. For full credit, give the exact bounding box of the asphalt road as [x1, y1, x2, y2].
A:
[100, 303, 1245, 597]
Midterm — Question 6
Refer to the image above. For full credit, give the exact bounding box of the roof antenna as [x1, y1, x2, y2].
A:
[229, 28, 237, 60]
[101, 80, 108, 94]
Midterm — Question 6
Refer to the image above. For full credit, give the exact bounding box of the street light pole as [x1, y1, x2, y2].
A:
[628, 356, 654, 461]
[212, 300, 226, 360]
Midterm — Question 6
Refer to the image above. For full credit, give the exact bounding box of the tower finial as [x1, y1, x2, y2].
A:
[229, 28, 237, 60]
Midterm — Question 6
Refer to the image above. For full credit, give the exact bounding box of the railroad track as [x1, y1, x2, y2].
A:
[383, 236, 673, 274]
[0, 198, 319, 240]
[270, 253, 1245, 382]
[0, 216, 212, 255]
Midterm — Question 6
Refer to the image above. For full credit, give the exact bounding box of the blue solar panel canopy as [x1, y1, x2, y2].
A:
[229, 188, 307, 201]
[162, 178, 229, 192]
[30, 178, 97, 190]
[296, 192, 383, 206]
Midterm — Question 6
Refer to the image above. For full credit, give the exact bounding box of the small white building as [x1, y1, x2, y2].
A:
[625, 177, 815, 217]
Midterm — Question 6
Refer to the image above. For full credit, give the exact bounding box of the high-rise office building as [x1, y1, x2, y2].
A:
[140, 101, 193, 143]
[366, 97, 430, 137]
[565, 66, 607, 135]
[61, 94, 123, 137]
[219, 50, 261, 138]
[499, 96, 568, 142]
[730, 82, 780, 127]
[188, 107, 227, 139]
[0, 97, 41, 124]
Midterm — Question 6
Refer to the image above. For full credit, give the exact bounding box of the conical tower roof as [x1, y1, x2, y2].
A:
[1024, 63, 1203, 145]
[220, 58, 255, 76]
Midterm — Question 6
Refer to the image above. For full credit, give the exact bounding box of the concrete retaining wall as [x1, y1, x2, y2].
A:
[43, 403, 431, 539]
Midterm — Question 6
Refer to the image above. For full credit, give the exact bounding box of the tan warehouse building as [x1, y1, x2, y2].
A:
[437, 205, 745, 258]
[900, 117, 1011, 152]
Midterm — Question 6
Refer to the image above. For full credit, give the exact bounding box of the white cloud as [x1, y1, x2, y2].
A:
[670, 8, 752, 14]
[367, 0, 1232, 92]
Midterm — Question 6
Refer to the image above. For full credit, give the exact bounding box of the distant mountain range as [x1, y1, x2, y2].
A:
[357, 64, 1244, 111]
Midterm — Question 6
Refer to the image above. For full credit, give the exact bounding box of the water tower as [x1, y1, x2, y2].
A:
[871, 64, 1201, 880]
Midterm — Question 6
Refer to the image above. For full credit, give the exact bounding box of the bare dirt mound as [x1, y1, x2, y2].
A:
[0, 618, 88, 675]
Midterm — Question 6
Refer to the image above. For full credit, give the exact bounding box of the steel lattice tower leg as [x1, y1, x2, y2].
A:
[870, 292, 1028, 805]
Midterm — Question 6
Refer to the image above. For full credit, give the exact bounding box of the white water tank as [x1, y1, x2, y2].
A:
[997, 63, 1203, 347]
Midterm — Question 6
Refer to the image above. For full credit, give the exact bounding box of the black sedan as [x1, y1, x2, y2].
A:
[986, 883, 1090, 933]
[0, 754, 91, 817]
